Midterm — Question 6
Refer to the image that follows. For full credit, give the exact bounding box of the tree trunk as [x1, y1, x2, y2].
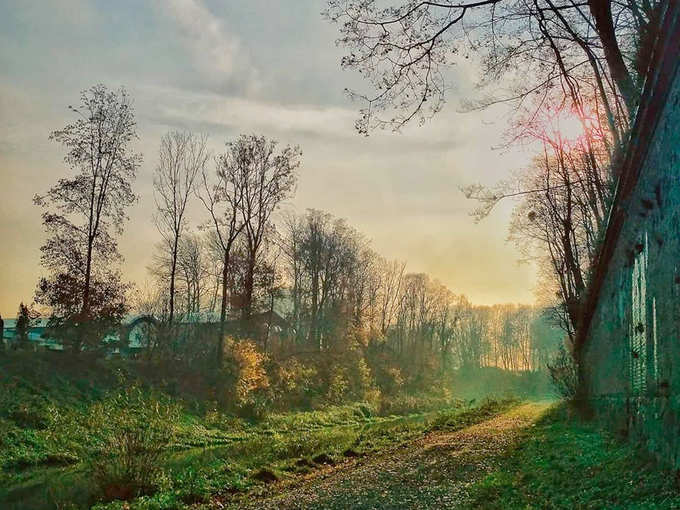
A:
[169, 236, 179, 323]
[217, 248, 230, 368]
[242, 256, 256, 323]
[588, 0, 638, 115]
[77, 237, 95, 354]
[309, 265, 320, 348]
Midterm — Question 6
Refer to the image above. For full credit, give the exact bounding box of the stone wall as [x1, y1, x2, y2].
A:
[583, 56, 680, 467]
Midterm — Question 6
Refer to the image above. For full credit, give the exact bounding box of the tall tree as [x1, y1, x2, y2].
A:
[325, 0, 651, 132]
[325, 0, 663, 137]
[176, 233, 210, 319]
[153, 131, 208, 323]
[238, 135, 300, 323]
[34, 84, 141, 352]
[197, 141, 249, 365]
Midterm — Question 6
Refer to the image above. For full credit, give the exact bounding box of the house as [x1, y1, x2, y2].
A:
[0, 314, 162, 354]
[0, 308, 290, 357]
[578, 3, 680, 467]
[1, 318, 63, 351]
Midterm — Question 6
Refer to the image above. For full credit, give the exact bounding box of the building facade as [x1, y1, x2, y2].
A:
[580, 4, 680, 467]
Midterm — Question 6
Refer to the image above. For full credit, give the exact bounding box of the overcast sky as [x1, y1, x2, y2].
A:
[0, 0, 536, 318]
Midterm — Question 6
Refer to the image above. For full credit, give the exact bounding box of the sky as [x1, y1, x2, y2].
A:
[0, 0, 536, 318]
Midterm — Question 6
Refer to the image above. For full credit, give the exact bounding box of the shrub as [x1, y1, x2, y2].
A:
[6, 399, 51, 429]
[270, 358, 317, 409]
[378, 392, 460, 416]
[325, 366, 349, 404]
[376, 366, 404, 396]
[230, 339, 270, 418]
[546, 344, 578, 399]
[86, 385, 179, 502]
[347, 357, 374, 401]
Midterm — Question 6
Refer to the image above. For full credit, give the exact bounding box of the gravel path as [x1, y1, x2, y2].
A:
[228, 402, 549, 510]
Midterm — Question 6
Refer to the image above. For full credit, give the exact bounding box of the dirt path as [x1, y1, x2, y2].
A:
[230, 402, 550, 510]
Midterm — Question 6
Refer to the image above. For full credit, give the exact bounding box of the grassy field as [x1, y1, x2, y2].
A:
[6, 352, 678, 510]
[1, 396, 516, 510]
[0, 352, 519, 509]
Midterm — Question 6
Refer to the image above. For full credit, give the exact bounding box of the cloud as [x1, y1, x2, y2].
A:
[157, 0, 260, 93]
[134, 83, 501, 156]
[137, 84, 355, 139]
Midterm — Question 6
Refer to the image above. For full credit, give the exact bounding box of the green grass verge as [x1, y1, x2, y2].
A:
[90, 398, 518, 510]
[467, 404, 680, 509]
[0, 351, 519, 510]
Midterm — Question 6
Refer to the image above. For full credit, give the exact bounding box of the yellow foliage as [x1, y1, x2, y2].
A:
[231, 339, 269, 405]
[275, 358, 317, 394]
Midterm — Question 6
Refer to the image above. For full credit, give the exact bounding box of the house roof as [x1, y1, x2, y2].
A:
[576, 1, 680, 353]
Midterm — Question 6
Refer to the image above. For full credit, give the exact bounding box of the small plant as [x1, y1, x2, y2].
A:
[174, 465, 210, 504]
[546, 344, 578, 399]
[86, 385, 179, 502]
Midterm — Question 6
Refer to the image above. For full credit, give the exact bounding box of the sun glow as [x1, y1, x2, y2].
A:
[553, 108, 586, 142]
[535, 103, 603, 148]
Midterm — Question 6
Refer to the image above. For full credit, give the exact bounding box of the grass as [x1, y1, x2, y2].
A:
[6, 352, 679, 510]
[0, 352, 520, 509]
[90, 398, 519, 510]
[467, 404, 680, 509]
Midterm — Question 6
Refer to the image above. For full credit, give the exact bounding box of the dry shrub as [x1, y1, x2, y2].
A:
[547, 344, 578, 399]
[86, 385, 179, 501]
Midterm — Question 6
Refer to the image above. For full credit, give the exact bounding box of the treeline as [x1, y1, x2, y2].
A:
[20, 84, 560, 416]
[138, 147, 562, 411]
[144, 205, 561, 375]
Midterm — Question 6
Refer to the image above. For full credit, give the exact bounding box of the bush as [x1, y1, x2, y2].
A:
[270, 358, 317, 409]
[547, 345, 578, 399]
[378, 391, 460, 416]
[86, 385, 179, 502]
[6, 399, 51, 429]
[229, 339, 271, 419]
[325, 366, 350, 404]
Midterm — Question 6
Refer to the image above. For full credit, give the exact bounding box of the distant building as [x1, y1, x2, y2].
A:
[2, 318, 63, 351]
[0, 309, 289, 355]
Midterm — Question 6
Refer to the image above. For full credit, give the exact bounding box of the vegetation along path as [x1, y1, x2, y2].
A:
[232, 402, 549, 509]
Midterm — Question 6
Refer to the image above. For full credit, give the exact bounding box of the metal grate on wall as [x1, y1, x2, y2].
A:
[630, 232, 648, 394]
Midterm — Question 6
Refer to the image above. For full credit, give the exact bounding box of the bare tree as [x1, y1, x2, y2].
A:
[34, 84, 141, 352]
[197, 140, 250, 365]
[325, 0, 656, 133]
[378, 258, 406, 335]
[153, 131, 208, 323]
[176, 233, 210, 320]
[238, 135, 300, 323]
[279, 211, 307, 344]
[465, 95, 614, 339]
